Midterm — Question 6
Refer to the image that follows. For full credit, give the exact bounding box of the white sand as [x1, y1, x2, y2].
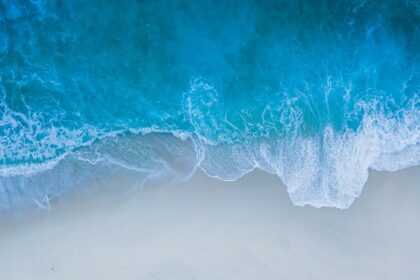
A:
[0, 166, 419, 280]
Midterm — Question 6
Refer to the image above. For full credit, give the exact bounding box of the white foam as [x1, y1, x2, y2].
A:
[197, 108, 419, 209]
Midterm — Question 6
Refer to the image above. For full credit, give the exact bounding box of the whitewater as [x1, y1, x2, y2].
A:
[0, 0, 419, 210]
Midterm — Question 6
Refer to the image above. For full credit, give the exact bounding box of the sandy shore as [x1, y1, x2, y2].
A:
[0, 166, 419, 280]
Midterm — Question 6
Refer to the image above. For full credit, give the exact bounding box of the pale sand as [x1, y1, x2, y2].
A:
[0, 166, 419, 280]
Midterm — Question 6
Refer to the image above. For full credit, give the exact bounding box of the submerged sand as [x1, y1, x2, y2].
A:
[0, 166, 419, 280]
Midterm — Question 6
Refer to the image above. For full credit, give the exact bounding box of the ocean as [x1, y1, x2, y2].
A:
[0, 0, 419, 210]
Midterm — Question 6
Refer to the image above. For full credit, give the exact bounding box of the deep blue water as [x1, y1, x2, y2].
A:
[0, 0, 419, 209]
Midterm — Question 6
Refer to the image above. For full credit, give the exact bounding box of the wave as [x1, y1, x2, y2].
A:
[1, 102, 418, 210]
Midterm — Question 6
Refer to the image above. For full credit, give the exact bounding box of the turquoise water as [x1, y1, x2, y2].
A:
[0, 0, 419, 209]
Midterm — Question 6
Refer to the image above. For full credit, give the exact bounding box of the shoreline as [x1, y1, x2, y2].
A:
[0, 166, 419, 279]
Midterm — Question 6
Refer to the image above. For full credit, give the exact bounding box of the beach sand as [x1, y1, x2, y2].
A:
[0, 166, 419, 280]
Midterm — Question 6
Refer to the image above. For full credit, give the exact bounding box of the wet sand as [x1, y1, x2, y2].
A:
[0, 166, 419, 280]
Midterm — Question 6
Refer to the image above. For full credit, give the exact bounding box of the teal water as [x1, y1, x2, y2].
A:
[0, 0, 419, 209]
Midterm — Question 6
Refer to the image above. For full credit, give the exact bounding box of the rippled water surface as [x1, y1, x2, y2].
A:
[0, 0, 419, 209]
